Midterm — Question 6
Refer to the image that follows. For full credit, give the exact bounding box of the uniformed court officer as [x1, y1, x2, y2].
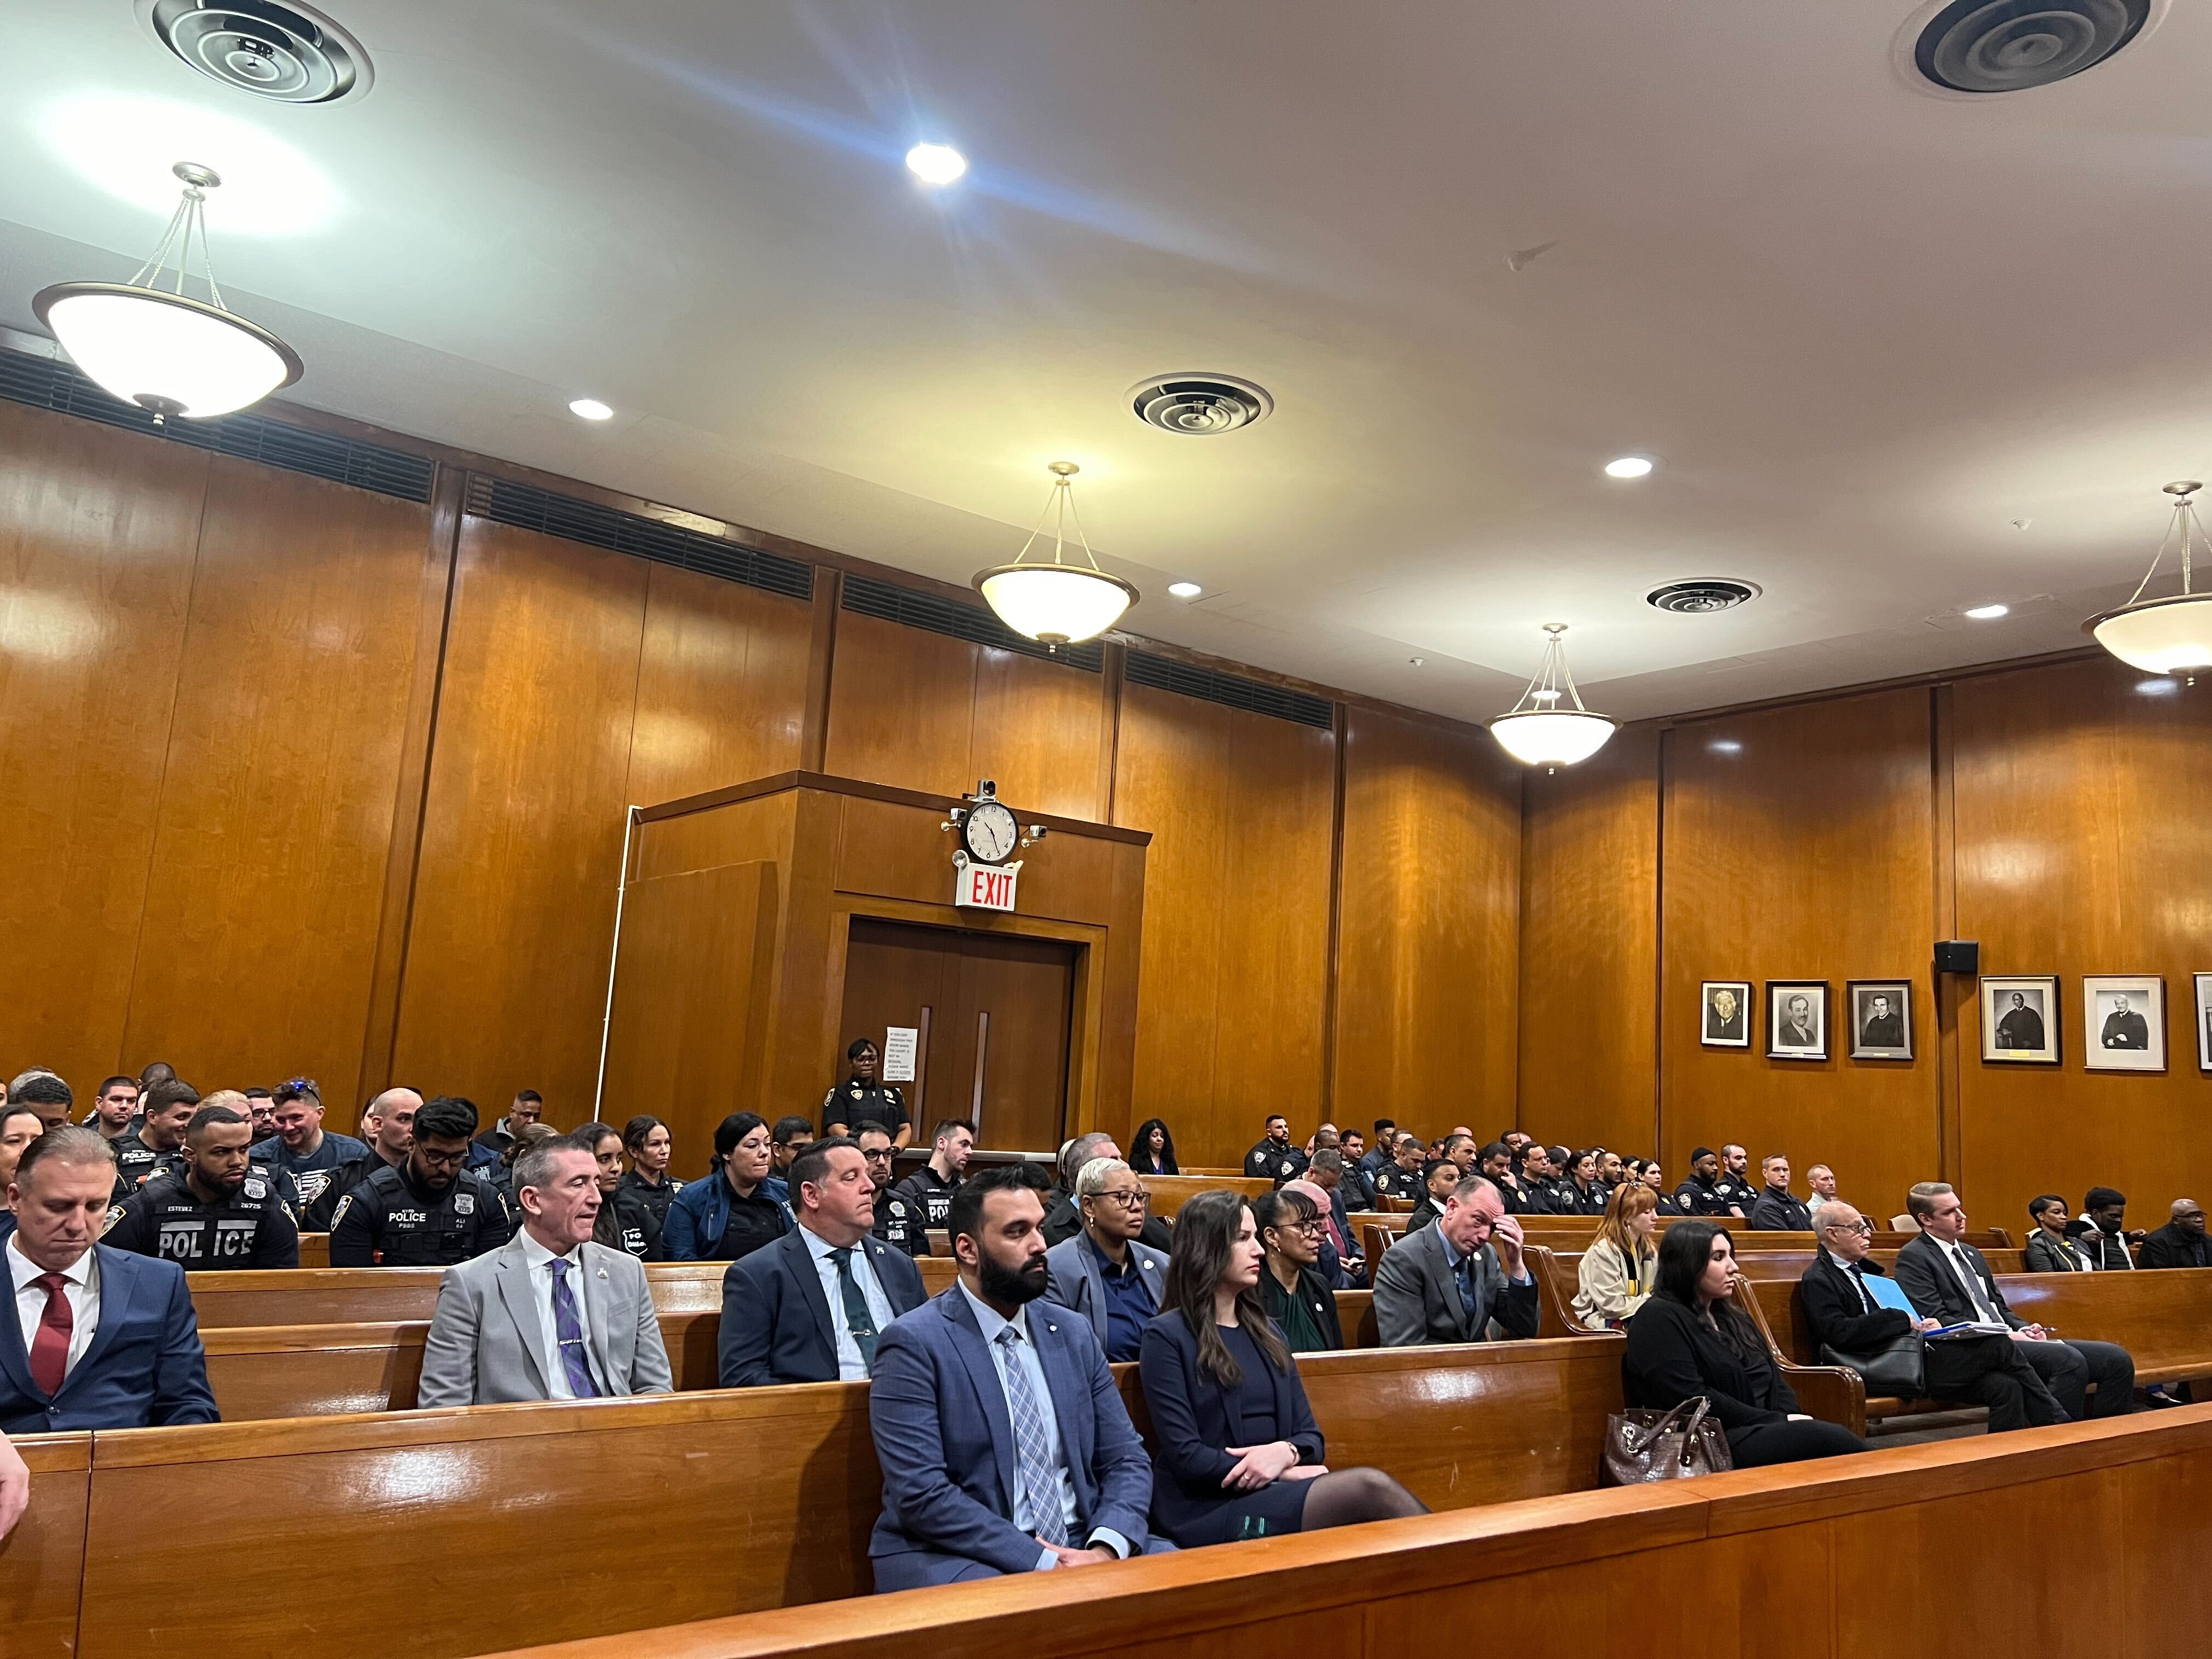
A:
[856, 1122, 930, 1255]
[110, 1079, 200, 1199]
[1243, 1114, 1310, 1185]
[104, 1103, 300, 1271]
[329, 1096, 504, 1268]
[1673, 1146, 1751, 1218]
[823, 1039, 910, 1148]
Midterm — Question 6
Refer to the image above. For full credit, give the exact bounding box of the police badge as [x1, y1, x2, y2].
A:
[454, 1190, 475, 1216]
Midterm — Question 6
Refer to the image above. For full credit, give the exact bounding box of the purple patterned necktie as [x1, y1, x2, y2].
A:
[550, 1258, 600, 1398]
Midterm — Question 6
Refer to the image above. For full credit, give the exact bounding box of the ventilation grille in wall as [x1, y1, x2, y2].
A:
[1124, 648, 1333, 729]
[0, 347, 435, 503]
[464, 476, 815, 602]
[841, 573, 1104, 672]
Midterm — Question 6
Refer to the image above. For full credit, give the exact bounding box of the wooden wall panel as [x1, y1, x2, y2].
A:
[1953, 656, 2212, 1231]
[392, 518, 648, 1119]
[822, 611, 1103, 818]
[0, 407, 205, 1088]
[123, 460, 433, 1107]
[1661, 689, 1941, 1214]
[626, 564, 810, 807]
[1114, 684, 1335, 1167]
[1517, 724, 1660, 1157]
[1333, 707, 1523, 1139]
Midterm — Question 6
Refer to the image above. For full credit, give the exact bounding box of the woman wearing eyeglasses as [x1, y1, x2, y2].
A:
[1252, 1188, 1343, 1353]
[1043, 1155, 1168, 1362]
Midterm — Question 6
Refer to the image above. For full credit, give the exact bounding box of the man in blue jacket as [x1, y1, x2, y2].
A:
[2, 1127, 217, 1433]
[865, 1164, 1160, 1589]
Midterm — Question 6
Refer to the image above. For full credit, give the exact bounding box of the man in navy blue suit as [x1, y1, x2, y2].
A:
[718, 1137, 926, 1387]
[2, 1127, 217, 1434]
[865, 1164, 1158, 1590]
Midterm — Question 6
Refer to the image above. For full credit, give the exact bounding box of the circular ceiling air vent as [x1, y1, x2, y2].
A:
[1128, 374, 1273, 436]
[1646, 579, 1762, 615]
[140, 0, 373, 105]
[1904, 0, 2153, 95]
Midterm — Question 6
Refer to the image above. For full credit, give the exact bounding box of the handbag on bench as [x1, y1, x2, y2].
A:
[1601, 1396, 1732, 1485]
[1818, 1331, 1926, 1397]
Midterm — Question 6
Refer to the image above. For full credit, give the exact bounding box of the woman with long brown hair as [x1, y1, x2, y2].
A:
[1574, 1178, 1660, 1330]
[1137, 1190, 1425, 1547]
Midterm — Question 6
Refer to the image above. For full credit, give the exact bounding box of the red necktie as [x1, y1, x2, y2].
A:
[30, 1272, 73, 1397]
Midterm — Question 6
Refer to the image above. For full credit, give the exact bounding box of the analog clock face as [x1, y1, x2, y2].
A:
[963, 799, 1019, 864]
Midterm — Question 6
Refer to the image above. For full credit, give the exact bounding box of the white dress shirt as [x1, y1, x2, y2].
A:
[956, 1280, 1128, 1567]
[800, 1223, 895, 1381]
[516, 1229, 603, 1400]
[9, 1235, 100, 1383]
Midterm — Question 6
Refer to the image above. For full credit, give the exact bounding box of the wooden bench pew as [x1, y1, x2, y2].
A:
[298, 1231, 329, 1267]
[0, 1432, 92, 1659]
[1139, 1173, 1271, 1214]
[63, 1338, 1625, 1659]
[186, 1261, 737, 1328]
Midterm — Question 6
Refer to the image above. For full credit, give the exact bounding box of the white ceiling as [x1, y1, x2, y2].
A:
[1, 0, 2205, 720]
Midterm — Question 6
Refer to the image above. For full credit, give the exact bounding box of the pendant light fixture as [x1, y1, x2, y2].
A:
[33, 161, 302, 424]
[973, 462, 1137, 647]
[2085, 481, 2212, 680]
[1489, 623, 1616, 769]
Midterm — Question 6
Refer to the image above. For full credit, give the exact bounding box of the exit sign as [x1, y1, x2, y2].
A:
[955, 859, 1021, 912]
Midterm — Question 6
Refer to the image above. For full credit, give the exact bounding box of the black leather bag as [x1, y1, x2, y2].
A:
[1601, 1396, 1732, 1485]
[1819, 1332, 1926, 1397]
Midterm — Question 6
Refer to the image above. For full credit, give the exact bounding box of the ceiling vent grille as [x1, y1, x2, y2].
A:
[1129, 374, 1274, 436]
[1910, 0, 2151, 93]
[0, 345, 431, 501]
[1646, 578, 1762, 615]
[464, 477, 814, 602]
[842, 574, 1102, 671]
[141, 0, 373, 104]
[1124, 649, 1333, 729]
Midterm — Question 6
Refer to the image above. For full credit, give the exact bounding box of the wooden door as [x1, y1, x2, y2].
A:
[839, 919, 1075, 1150]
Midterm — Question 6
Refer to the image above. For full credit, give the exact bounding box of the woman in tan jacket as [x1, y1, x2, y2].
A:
[1573, 1180, 1660, 1330]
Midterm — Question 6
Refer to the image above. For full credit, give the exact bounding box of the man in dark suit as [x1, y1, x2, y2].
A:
[2137, 1199, 2211, 1269]
[865, 1165, 1159, 1589]
[2, 1127, 217, 1433]
[1777, 995, 1818, 1049]
[2100, 994, 2150, 1050]
[1860, 994, 1904, 1048]
[1373, 1173, 1539, 1345]
[719, 1138, 926, 1387]
[1801, 1203, 2063, 1431]
[1995, 992, 2045, 1051]
[1894, 1182, 2135, 1420]
[1705, 986, 1745, 1041]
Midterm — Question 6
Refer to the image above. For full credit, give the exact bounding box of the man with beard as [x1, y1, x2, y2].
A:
[857, 1123, 931, 1255]
[1243, 1114, 1309, 1186]
[328, 1097, 503, 1268]
[104, 1105, 299, 1270]
[865, 1164, 1159, 1589]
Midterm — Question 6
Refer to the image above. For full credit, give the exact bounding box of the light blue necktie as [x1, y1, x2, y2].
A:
[995, 1325, 1065, 1546]
[549, 1259, 600, 1398]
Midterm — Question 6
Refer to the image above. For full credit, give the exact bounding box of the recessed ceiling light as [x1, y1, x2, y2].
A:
[1708, 739, 1743, 754]
[569, 398, 613, 421]
[1408, 656, 1425, 667]
[1963, 602, 2009, 620]
[1167, 581, 1202, 599]
[905, 143, 967, 185]
[2137, 677, 2180, 696]
[1604, 455, 1655, 479]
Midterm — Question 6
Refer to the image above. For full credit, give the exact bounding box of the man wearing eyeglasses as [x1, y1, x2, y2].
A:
[1799, 1203, 2062, 1432]
[328, 1097, 504, 1269]
[856, 1123, 930, 1256]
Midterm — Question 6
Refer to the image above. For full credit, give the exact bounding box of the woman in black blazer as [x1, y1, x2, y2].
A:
[1138, 1192, 1424, 1546]
[1622, 1222, 1869, 1468]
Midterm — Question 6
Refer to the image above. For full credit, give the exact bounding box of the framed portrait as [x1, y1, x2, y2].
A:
[1765, 980, 1829, 1061]
[2083, 976, 2165, 1073]
[1980, 975, 2059, 1065]
[2198, 974, 2212, 1073]
[1847, 979, 1914, 1060]
[1701, 981, 1753, 1048]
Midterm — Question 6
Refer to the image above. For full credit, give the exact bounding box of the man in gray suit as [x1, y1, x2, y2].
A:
[416, 1134, 673, 1407]
[1372, 1173, 1539, 1346]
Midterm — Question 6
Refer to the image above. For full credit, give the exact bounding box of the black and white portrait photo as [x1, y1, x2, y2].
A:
[1701, 981, 1752, 1048]
[2083, 976, 2165, 1073]
[1765, 980, 1828, 1061]
[1980, 975, 2059, 1065]
[1848, 980, 1913, 1061]
[2198, 974, 2212, 1074]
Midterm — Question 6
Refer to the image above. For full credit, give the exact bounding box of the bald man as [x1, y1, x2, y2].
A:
[2137, 1199, 2211, 1270]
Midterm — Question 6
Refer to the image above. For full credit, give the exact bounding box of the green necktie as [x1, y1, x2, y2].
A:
[829, 1246, 879, 1373]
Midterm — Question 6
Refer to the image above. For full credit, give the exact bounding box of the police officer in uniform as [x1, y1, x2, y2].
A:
[1368, 1134, 1425, 1203]
[301, 1090, 417, 1232]
[1242, 1114, 1309, 1185]
[1673, 1147, 1750, 1218]
[329, 1096, 504, 1268]
[894, 1118, 973, 1228]
[110, 1079, 201, 1199]
[104, 1103, 300, 1271]
[856, 1123, 930, 1255]
[823, 1039, 910, 1147]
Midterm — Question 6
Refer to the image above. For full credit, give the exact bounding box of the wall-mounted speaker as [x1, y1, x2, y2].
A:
[1933, 940, 1980, 976]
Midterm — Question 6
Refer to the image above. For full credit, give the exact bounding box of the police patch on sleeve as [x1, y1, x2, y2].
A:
[102, 1204, 126, 1234]
[330, 1195, 352, 1229]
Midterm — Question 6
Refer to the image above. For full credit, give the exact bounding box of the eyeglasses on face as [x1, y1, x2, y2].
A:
[1088, 1188, 1149, 1210]
[1828, 1220, 1875, 1236]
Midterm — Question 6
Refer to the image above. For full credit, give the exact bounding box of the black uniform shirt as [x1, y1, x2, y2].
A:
[895, 1165, 960, 1228]
[1371, 1163, 1421, 1202]
[300, 1150, 400, 1233]
[1674, 1173, 1748, 1218]
[617, 1168, 682, 1228]
[823, 1081, 908, 1140]
[328, 1163, 504, 1267]
[110, 1131, 185, 1200]
[1243, 1139, 1310, 1185]
[104, 1169, 300, 1271]
[871, 1190, 932, 1256]
[601, 1188, 664, 1262]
